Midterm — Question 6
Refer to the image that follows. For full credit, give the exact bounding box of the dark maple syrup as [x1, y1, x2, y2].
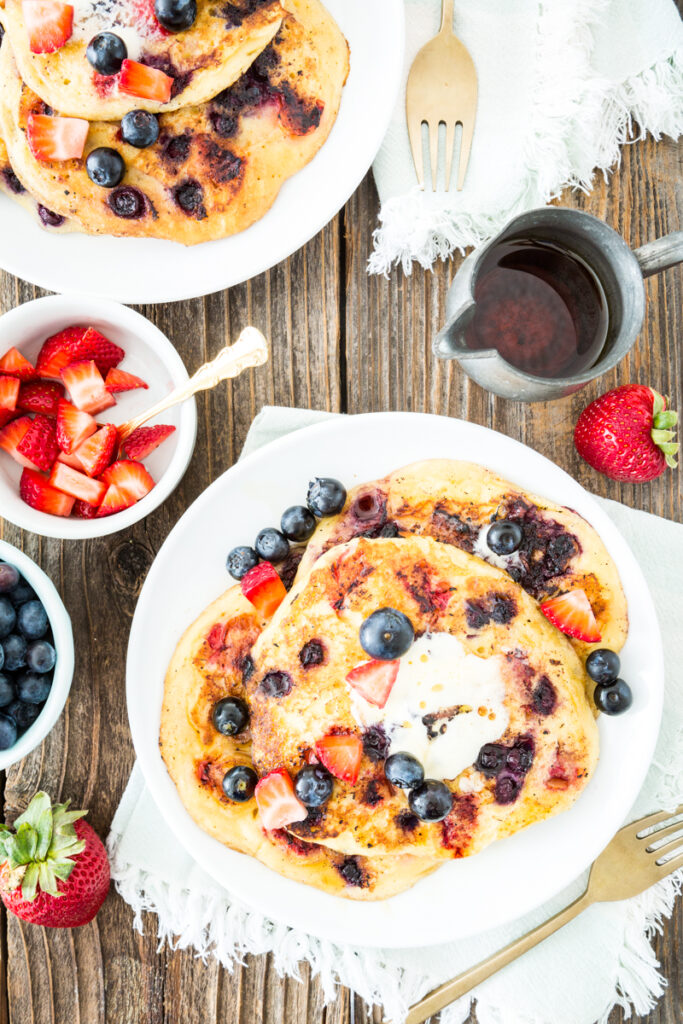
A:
[464, 238, 608, 379]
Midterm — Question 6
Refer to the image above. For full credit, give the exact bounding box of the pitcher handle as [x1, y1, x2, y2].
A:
[633, 231, 683, 278]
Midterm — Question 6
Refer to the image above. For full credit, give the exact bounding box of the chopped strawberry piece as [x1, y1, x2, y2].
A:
[254, 770, 307, 831]
[49, 462, 106, 506]
[17, 380, 64, 416]
[119, 59, 173, 102]
[55, 399, 97, 453]
[0, 347, 36, 380]
[36, 327, 88, 379]
[20, 467, 74, 517]
[120, 424, 175, 461]
[0, 416, 38, 468]
[72, 499, 99, 519]
[22, 0, 73, 53]
[314, 733, 363, 784]
[97, 460, 154, 516]
[60, 361, 115, 415]
[0, 375, 20, 411]
[57, 449, 84, 470]
[27, 114, 88, 162]
[73, 423, 116, 477]
[104, 367, 148, 394]
[0, 410, 17, 430]
[240, 562, 287, 617]
[346, 660, 399, 709]
[16, 414, 59, 472]
[73, 327, 124, 375]
[540, 589, 601, 644]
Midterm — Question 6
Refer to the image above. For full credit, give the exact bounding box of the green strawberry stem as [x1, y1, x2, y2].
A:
[651, 390, 679, 469]
[0, 792, 87, 901]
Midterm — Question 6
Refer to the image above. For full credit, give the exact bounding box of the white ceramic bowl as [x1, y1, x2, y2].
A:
[0, 538, 75, 769]
[0, 294, 197, 539]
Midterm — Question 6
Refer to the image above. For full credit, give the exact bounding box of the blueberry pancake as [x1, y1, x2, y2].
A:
[0, 132, 72, 229]
[159, 585, 440, 899]
[0, 0, 349, 243]
[0, 0, 284, 120]
[247, 535, 599, 860]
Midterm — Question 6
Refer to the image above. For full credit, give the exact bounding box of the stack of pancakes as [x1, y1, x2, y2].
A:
[0, 0, 348, 242]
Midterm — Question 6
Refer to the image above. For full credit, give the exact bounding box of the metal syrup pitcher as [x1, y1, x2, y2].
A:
[434, 207, 683, 402]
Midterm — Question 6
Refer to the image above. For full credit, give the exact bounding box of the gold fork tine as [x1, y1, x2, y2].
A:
[456, 117, 475, 192]
[633, 807, 677, 836]
[407, 113, 425, 189]
[444, 121, 456, 191]
[650, 835, 683, 859]
[645, 819, 683, 849]
[655, 851, 683, 878]
[428, 120, 440, 192]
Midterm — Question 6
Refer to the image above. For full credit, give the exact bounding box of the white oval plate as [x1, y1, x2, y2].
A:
[0, 0, 404, 304]
[127, 413, 663, 949]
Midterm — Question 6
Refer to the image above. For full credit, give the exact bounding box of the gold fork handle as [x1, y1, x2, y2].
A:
[439, 0, 454, 33]
[403, 890, 593, 1024]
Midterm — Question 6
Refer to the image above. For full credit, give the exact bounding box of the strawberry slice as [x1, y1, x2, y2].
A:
[16, 414, 59, 472]
[540, 589, 601, 643]
[240, 562, 287, 617]
[57, 449, 85, 470]
[0, 347, 36, 381]
[60, 361, 115, 415]
[22, 0, 73, 53]
[254, 770, 307, 831]
[72, 499, 99, 519]
[120, 424, 175, 461]
[104, 367, 148, 394]
[0, 416, 38, 468]
[0, 410, 18, 430]
[314, 733, 363, 784]
[97, 460, 154, 516]
[55, 399, 97, 453]
[17, 380, 64, 416]
[20, 468, 74, 517]
[73, 423, 116, 477]
[36, 325, 124, 378]
[49, 462, 106, 506]
[0, 375, 20, 411]
[73, 327, 124, 375]
[27, 114, 88, 162]
[346, 660, 399, 709]
[119, 59, 173, 102]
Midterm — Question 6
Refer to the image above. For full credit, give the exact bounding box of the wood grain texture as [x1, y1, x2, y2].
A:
[0, 124, 681, 1024]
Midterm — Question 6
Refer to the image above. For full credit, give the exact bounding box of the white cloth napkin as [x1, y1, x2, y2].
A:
[370, 0, 683, 275]
[108, 407, 683, 1024]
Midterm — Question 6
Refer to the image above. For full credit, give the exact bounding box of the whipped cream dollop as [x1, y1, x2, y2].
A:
[349, 633, 509, 781]
[71, 0, 155, 60]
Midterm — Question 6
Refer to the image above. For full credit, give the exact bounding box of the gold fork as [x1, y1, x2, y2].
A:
[406, 0, 478, 192]
[403, 805, 683, 1024]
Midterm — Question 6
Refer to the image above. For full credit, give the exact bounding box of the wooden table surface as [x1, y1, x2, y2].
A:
[0, 128, 681, 1024]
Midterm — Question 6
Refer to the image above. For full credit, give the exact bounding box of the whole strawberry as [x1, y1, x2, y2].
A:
[0, 792, 110, 928]
[574, 385, 678, 482]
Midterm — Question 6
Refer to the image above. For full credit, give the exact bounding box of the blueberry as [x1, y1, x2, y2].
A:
[280, 505, 316, 543]
[0, 674, 14, 707]
[487, 520, 524, 556]
[6, 699, 41, 732]
[384, 752, 424, 789]
[8, 579, 36, 605]
[505, 739, 534, 774]
[212, 696, 249, 736]
[594, 678, 632, 715]
[16, 672, 51, 705]
[475, 742, 506, 776]
[586, 648, 620, 685]
[2, 634, 27, 671]
[0, 564, 19, 593]
[86, 32, 127, 75]
[258, 670, 292, 698]
[37, 205, 65, 229]
[360, 608, 414, 660]
[226, 545, 259, 580]
[121, 110, 160, 148]
[0, 596, 16, 639]
[294, 765, 333, 807]
[17, 600, 48, 640]
[0, 713, 17, 750]
[495, 773, 522, 804]
[307, 477, 346, 517]
[255, 528, 289, 563]
[108, 186, 146, 219]
[154, 0, 197, 31]
[222, 764, 257, 802]
[26, 640, 56, 674]
[86, 148, 126, 189]
[299, 639, 326, 668]
[408, 780, 453, 822]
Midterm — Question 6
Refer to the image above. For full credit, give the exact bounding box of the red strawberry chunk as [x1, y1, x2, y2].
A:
[0, 347, 36, 380]
[56, 399, 97, 453]
[72, 499, 99, 519]
[73, 423, 116, 477]
[49, 462, 106, 506]
[121, 424, 175, 461]
[16, 414, 59, 472]
[314, 733, 363, 784]
[240, 562, 287, 617]
[57, 449, 84, 470]
[254, 770, 307, 831]
[73, 327, 124, 375]
[36, 326, 88, 379]
[27, 114, 88, 161]
[0, 410, 17, 430]
[0, 375, 20, 411]
[540, 589, 601, 643]
[60, 361, 115, 415]
[17, 380, 64, 416]
[345, 659, 399, 709]
[22, 0, 73, 53]
[104, 367, 148, 394]
[119, 59, 173, 102]
[97, 460, 154, 516]
[0, 416, 37, 468]
[20, 468, 75, 516]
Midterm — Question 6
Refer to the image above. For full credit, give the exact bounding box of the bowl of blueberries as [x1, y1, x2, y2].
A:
[0, 539, 74, 766]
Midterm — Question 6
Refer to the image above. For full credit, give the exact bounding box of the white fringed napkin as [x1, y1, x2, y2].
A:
[370, 0, 683, 275]
[108, 408, 683, 1024]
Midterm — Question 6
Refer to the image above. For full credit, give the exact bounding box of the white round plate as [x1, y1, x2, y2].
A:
[127, 413, 663, 949]
[0, 1, 404, 304]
